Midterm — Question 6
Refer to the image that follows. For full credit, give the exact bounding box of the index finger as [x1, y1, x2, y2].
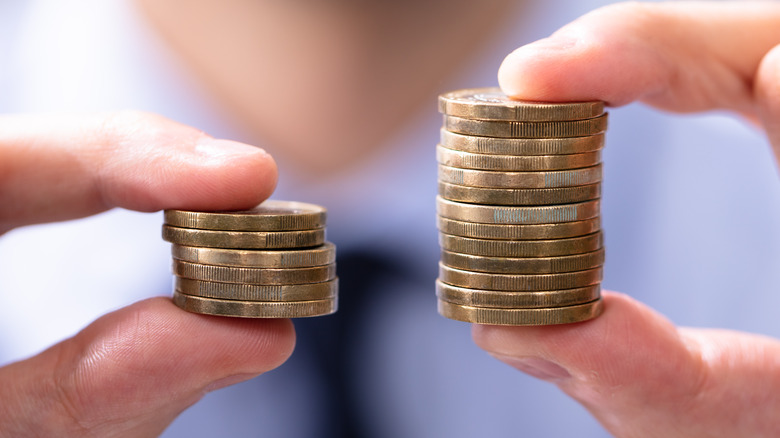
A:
[498, 2, 780, 115]
[0, 111, 277, 233]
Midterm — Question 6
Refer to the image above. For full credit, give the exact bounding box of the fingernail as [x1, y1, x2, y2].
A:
[204, 373, 258, 392]
[196, 138, 267, 159]
[518, 35, 579, 53]
[493, 355, 571, 381]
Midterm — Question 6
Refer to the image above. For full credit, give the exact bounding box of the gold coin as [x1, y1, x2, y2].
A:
[173, 292, 337, 318]
[171, 242, 336, 268]
[439, 232, 603, 257]
[173, 260, 336, 285]
[441, 248, 605, 274]
[437, 217, 600, 240]
[438, 181, 601, 205]
[439, 263, 602, 291]
[438, 164, 602, 188]
[437, 197, 599, 225]
[164, 200, 326, 231]
[437, 298, 603, 325]
[438, 88, 604, 121]
[175, 277, 338, 301]
[436, 280, 601, 308]
[162, 225, 325, 249]
[443, 114, 608, 138]
[437, 145, 601, 171]
[440, 129, 604, 156]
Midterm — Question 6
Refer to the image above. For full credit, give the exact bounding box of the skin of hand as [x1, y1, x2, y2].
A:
[475, 2, 780, 437]
[0, 112, 295, 437]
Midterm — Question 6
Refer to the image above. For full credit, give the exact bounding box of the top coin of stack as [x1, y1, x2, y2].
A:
[162, 200, 337, 318]
[436, 87, 606, 326]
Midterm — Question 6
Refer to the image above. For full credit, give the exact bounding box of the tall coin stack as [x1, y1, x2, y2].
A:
[162, 200, 338, 318]
[436, 88, 606, 325]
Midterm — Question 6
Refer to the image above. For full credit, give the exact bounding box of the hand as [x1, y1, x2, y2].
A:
[0, 112, 295, 437]
[475, 2, 780, 437]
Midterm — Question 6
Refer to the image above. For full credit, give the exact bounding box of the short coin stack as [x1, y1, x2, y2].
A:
[436, 88, 606, 325]
[162, 200, 337, 318]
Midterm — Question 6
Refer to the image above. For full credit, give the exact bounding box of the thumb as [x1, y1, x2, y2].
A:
[473, 292, 780, 437]
[0, 298, 295, 437]
[756, 43, 780, 161]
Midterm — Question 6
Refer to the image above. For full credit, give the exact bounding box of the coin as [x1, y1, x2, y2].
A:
[436, 280, 601, 308]
[437, 217, 601, 240]
[164, 200, 326, 231]
[437, 145, 601, 171]
[439, 232, 603, 257]
[173, 292, 338, 318]
[171, 242, 336, 268]
[440, 129, 605, 156]
[173, 260, 336, 285]
[437, 197, 599, 225]
[440, 248, 605, 274]
[438, 182, 601, 205]
[438, 164, 602, 188]
[443, 114, 608, 138]
[175, 277, 338, 301]
[438, 88, 604, 121]
[438, 263, 602, 291]
[437, 298, 603, 325]
[162, 225, 325, 249]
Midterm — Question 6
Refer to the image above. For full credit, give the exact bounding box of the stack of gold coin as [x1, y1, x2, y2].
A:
[162, 200, 337, 318]
[436, 88, 606, 325]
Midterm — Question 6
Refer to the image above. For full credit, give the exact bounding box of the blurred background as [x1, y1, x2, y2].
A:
[1, 0, 779, 436]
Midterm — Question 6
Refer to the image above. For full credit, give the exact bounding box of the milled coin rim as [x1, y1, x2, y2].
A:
[438, 263, 602, 291]
[436, 216, 601, 240]
[175, 277, 338, 301]
[437, 196, 600, 225]
[438, 181, 601, 206]
[173, 291, 338, 318]
[438, 163, 603, 189]
[171, 242, 336, 267]
[173, 259, 337, 285]
[436, 145, 602, 171]
[440, 248, 605, 274]
[437, 298, 603, 326]
[443, 114, 608, 139]
[435, 280, 601, 308]
[440, 129, 605, 156]
[162, 225, 325, 249]
[438, 88, 604, 121]
[438, 231, 603, 257]
[164, 200, 327, 231]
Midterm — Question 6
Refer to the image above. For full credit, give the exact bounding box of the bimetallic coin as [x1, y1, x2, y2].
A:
[438, 164, 602, 189]
[162, 225, 325, 249]
[175, 277, 338, 301]
[441, 248, 605, 274]
[439, 232, 603, 257]
[171, 242, 336, 268]
[437, 197, 599, 225]
[437, 145, 601, 171]
[436, 280, 601, 308]
[173, 292, 337, 318]
[437, 217, 600, 240]
[440, 129, 605, 156]
[173, 260, 336, 285]
[444, 114, 608, 138]
[164, 200, 326, 231]
[438, 181, 601, 205]
[439, 263, 602, 291]
[437, 298, 603, 325]
[438, 88, 604, 121]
